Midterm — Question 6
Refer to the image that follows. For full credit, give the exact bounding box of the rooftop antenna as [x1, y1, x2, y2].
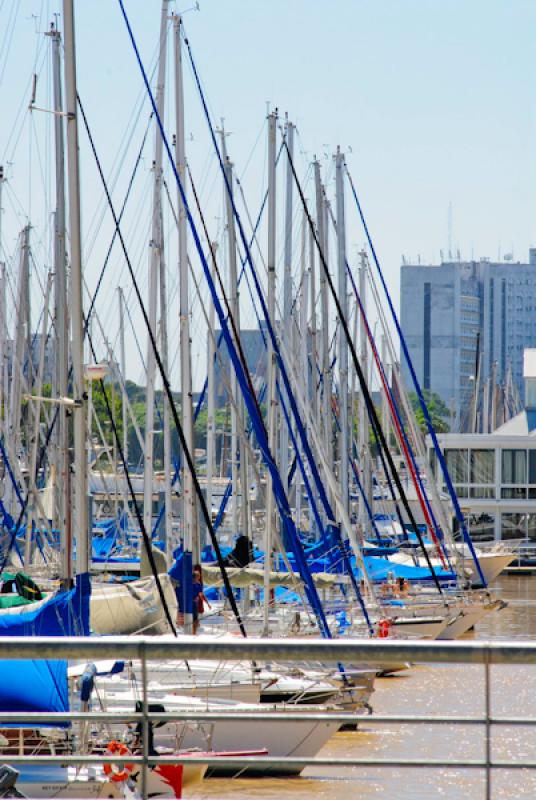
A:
[177, 2, 200, 14]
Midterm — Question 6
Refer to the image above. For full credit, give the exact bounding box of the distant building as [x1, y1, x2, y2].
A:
[3, 333, 56, 387]
[213, 328, 267, 407]
[400, 250, 536, 431]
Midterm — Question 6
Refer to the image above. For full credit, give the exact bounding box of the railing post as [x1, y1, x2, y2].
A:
[484, 646, 491, 800]
[141, 641, 149, 800]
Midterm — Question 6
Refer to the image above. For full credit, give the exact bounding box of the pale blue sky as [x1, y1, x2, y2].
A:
[1, 1, 535, 386]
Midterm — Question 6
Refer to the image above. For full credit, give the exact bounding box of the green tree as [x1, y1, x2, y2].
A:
[90, 382, 123, 448]
[408, 390, 450, 434]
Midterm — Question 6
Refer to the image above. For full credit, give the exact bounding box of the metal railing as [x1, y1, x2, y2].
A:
[1, 636, 536, 798]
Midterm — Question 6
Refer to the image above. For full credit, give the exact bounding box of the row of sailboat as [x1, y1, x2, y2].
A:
[0, 1, 515, 797]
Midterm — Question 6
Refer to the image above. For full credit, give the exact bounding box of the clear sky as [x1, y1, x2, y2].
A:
[1, 1, 535, 388]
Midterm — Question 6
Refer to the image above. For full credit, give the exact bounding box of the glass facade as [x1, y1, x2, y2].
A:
[501, 513, 526, 540]
[444, 447, 495, 498]
[444, 449, 469, 484]
[502, 449, 528, 498]
[432, 444, 536, 541]
[465, 512, 495, 543]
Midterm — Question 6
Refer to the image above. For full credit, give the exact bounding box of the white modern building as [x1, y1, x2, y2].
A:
[429, 349, 536, 543]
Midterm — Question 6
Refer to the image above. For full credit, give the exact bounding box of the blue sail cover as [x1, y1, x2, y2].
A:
[0, 572, 91, 636]
[355, 556, 456, 583]
[0, 659, 67, 716]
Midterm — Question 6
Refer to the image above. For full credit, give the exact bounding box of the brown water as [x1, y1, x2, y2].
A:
[197, 576, 536, 799]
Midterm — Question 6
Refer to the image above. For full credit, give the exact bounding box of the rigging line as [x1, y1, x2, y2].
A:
[344, 167, 486, 589]
[233, 194, 374, 630]
[0, 0, 19, 85]
[119, 4, 332, 641]
[184, 179, 320, 610]
[329, 386, 383, 547]
[84, 324, 177, 637]
[124, 294, 147, 373]
[186, 162, 266, 442]
[85, 111, 152, 326]
[192, 142, 363, 619]
[77, 79, 248, 640]
[285, 146, 445, 597]
[1, 43, 45, 165]
[162, 160, 272, 423]
[184, 261, 304, 599]
[350, 269, 448, 563]
[180, 37, 373, 636]
[362, 249, 453, 556]
[185, 163, 314, 601]
[324, 197, 447, 564]
[81, 39, 163, 257]
[0, 119, 172, 620]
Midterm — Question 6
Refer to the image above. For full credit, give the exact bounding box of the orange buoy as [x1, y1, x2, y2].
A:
[377, 618, 391, 638]
[103, 740, 134, 783]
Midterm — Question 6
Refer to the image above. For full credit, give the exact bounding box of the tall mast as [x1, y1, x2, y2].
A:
[174, 13, 198, 632]
[118, 287, 129, 516]
[7, 226, 30, 519]
[143, 0, 169, 554]
[358, 250, 371, 539]
[296, 208, 309, 531]
[314, 161, 332, 480]
[263, 110, 277, 636]
[158, 204, 173, 560]
[48, 22, 71, 577]
[381, 334, 390, 446]
[280, 118, 294, 495]
[221, 130, 250, 548]
[63, 0, 87, 576]
[206, 243, 217, 536]
[335, 147, 349, 513]
[25, 270, 52, 564]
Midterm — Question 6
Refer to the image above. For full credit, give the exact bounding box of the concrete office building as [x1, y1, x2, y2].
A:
[400, 250, 536, 430]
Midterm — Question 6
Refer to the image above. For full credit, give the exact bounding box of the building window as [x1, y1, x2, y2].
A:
[501, 513, 526, 541]
[502, 449, 527, 484]
[501, 487, 527, 499]
[528, 515, 536, 542]
[467, 513, 495, 542]
[529, 451, 536, 484]
[470, 450, 494, 484]
[444, 449, 468, 484]
[443, 447, 496, 499]
[428, 449, 436, 478]
[470, 487, 495, 499]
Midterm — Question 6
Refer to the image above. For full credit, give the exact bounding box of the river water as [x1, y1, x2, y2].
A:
[197, 576, 536, 799]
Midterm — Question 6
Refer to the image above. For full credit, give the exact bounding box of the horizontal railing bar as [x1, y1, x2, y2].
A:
[2, 711, 536, 725]
[2, 635, 536, 664]
[1, 755, 536, 769]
